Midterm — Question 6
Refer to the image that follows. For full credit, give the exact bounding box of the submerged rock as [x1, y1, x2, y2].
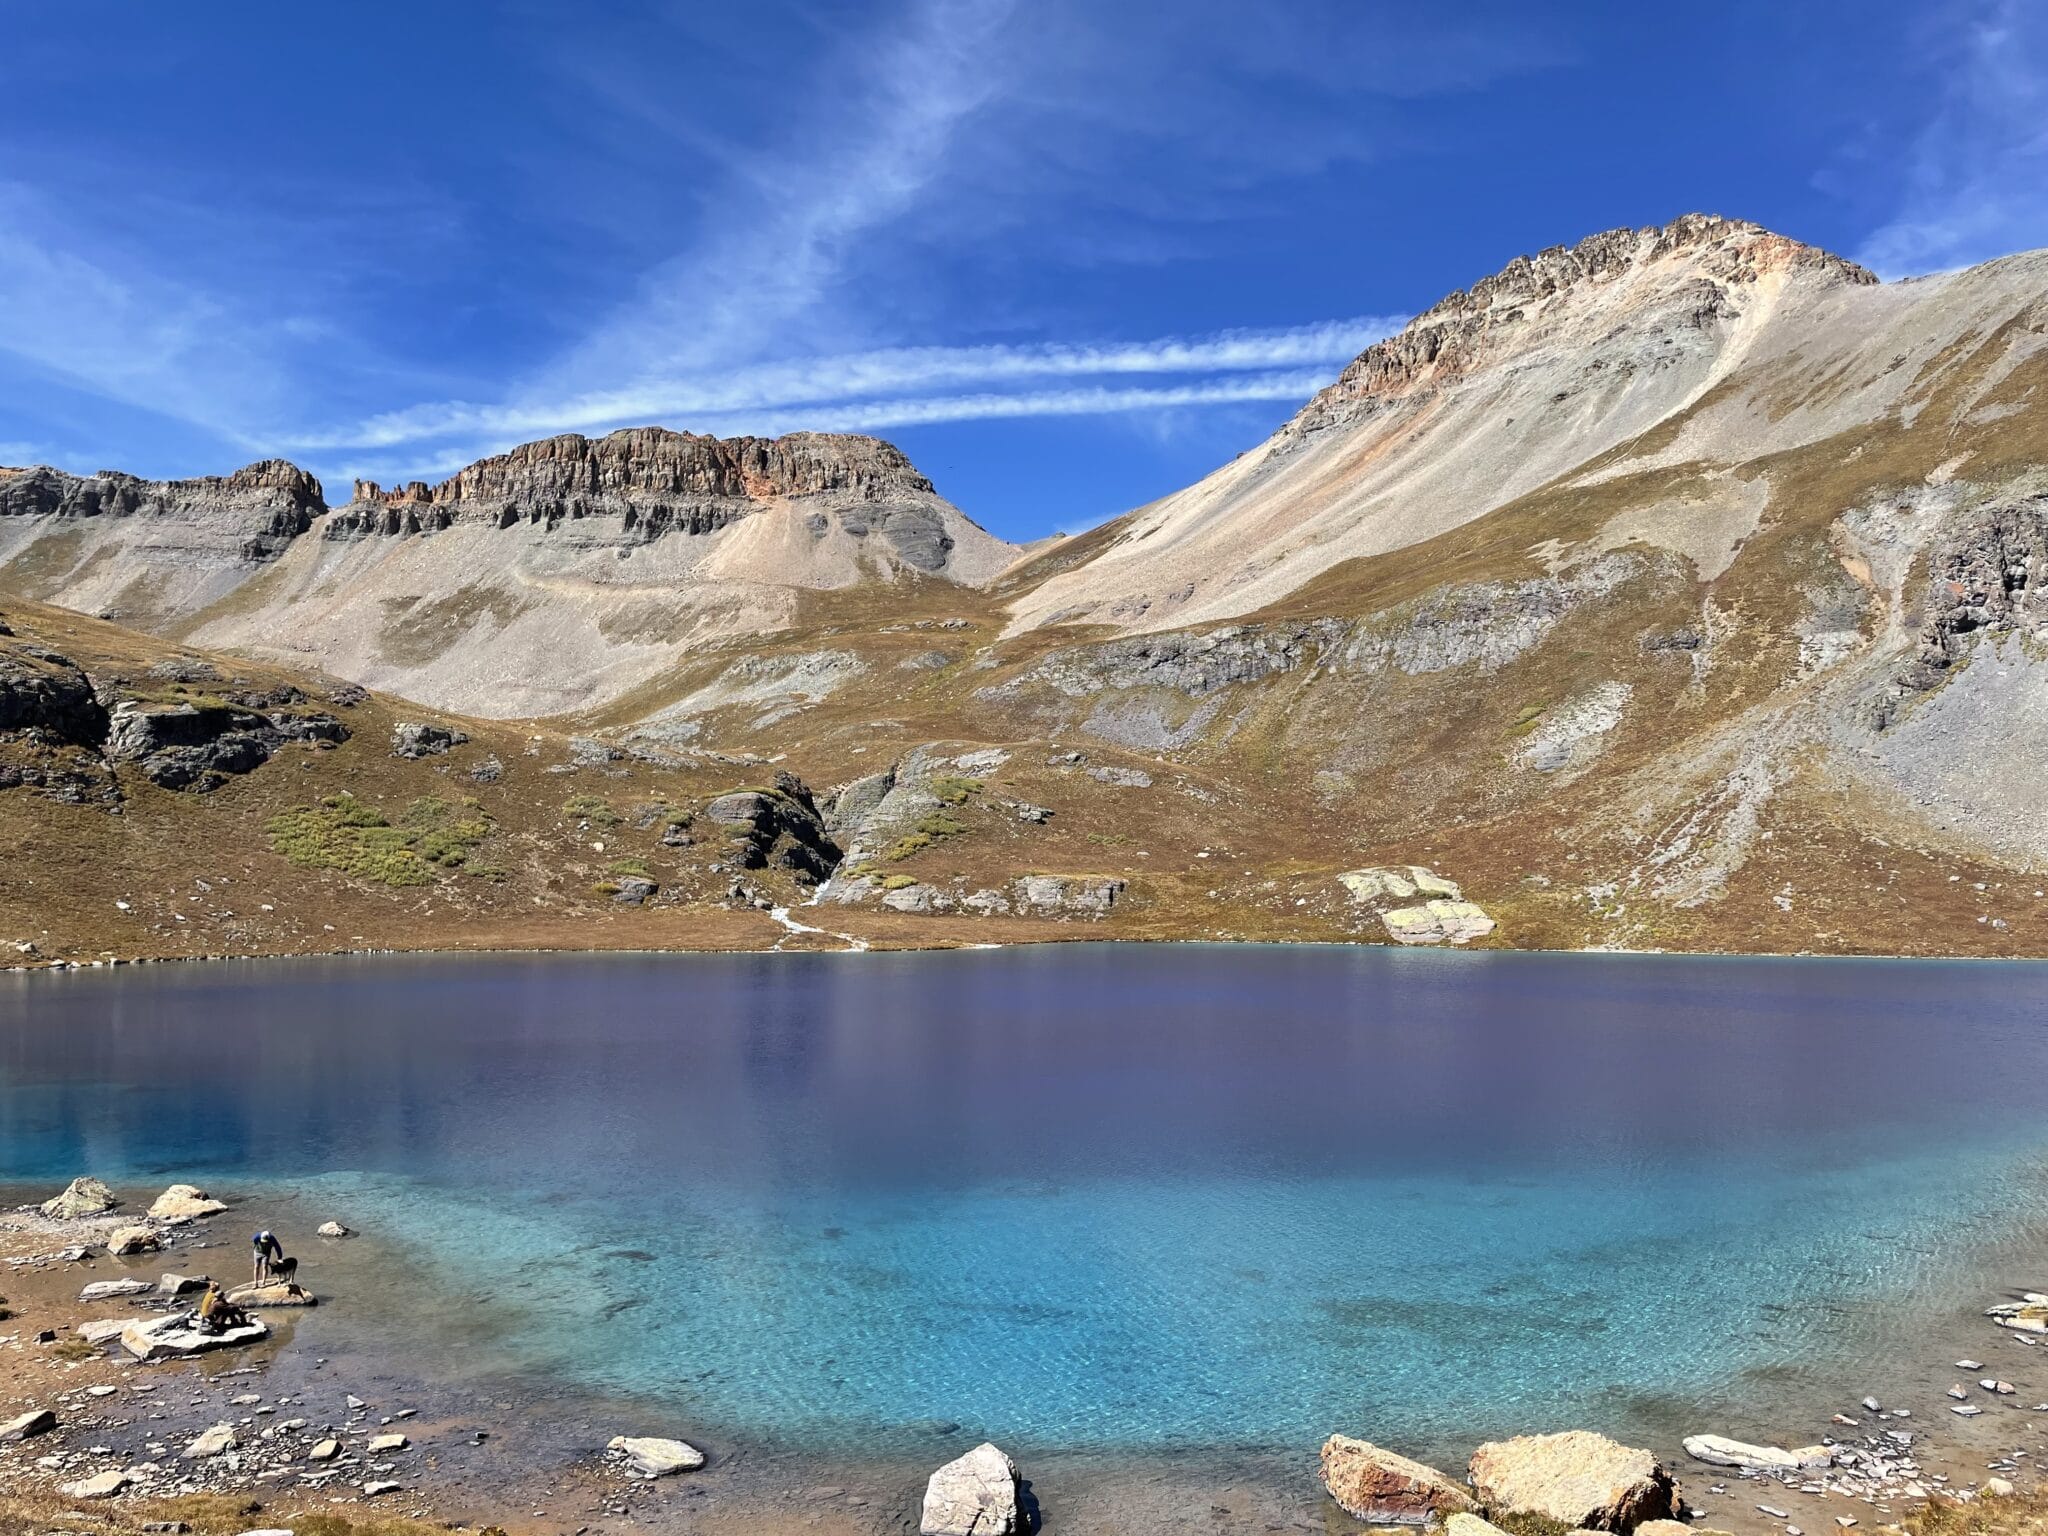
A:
[317, 1220, 354, 1238]
[608, 1435, 706, 1477]
[1468, 1431, 1678, 1534]
[1319, 1435, 1477, 1523]
[41, 1176, 116, 1219]
[921, 1442, 1020, 1536]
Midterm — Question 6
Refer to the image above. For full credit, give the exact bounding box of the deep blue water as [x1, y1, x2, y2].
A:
[5, 946, 2048, 1458]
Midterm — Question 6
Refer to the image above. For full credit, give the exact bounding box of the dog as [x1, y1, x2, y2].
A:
[269, 1255, 298, 1285]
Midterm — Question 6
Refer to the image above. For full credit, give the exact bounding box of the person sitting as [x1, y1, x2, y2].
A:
[196, 1280, 250, 1333]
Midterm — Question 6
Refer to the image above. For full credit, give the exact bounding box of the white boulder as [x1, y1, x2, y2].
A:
[922, 1442, 1020, 1536]
[148, 1183, 227, 1222]
[608, 1435, 705, 1477]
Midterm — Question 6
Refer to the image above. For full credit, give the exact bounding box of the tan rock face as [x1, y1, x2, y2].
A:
[148, 1183, 227, 1221]
[1320, 1435, 1478, 1523]
[1468, 1431, 1678, 1534]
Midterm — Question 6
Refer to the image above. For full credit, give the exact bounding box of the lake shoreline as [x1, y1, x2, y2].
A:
[3, 1183, 2046, 1536]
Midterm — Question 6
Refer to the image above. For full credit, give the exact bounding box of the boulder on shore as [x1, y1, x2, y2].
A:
[1382, 899, 1497, 946]
[921, 1442, 1020, 1536]
[1468, 1431, 1678, 1534]
[1682, 1435, 1832, 1472]
[1319, 1435, 1478, 1522]
[148, 1183, 227, 1222]
[607, 1435, 705, 1477]
[106, 1224, 160, 1255]
[1446, 1516, 1513, 1536]
[79, 1279, 152, 1302]
[41, 1176, 116, 1219]
[158, 1273, 208, 1295]
[119, 1312, 267, 1361]
[182, 1422, 238, 1459]
[0, 1409, 55, 1441]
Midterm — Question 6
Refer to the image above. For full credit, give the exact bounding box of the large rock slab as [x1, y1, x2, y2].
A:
[119, 1313, 267, 1361]
[1446, 1516, 1513, 1536]
[41, 1176, 116, 1219]
[227, 1280, 317, 1307]
[1382, 899, 1497, 946]
[608, 1435, 705, 1477]
[1320, 1435, 1477, 1522]
[921, 1442, 1020, 1536]
[59, 1469, 134, 1499]
[1340, 866, 1463, 904]
[1468, 1431, 1677, 1534]
[76, 1318, 141, 1344]
[1682, 1435, 1832, 1472]
[148, 1183, 227, 1222]
[79, 1279, 153, 1302]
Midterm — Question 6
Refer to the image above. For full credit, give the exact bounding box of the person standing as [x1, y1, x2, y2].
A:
[251, 1229, 284, 1283]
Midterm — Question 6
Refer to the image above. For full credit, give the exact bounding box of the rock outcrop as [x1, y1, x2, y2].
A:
[104, 695, 349, 792]
[1467, 1432, 1678, 1534]
[0, 460, 322, 562]
[1319, 1435, 1478, 1523]
[704, 772, 842, 884]
[391, 721, 468, 758]
[921, 1442, 1020, 1536]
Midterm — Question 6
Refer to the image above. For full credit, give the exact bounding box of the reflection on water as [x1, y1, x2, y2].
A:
[4, 946, 2048, 1455]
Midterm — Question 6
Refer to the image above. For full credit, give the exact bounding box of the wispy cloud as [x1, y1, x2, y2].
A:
[327, 368, 1349, 487]
[1856, 0, 2048, 277]
[0, 181, 297, 447]
[290, 316, 1403, 453]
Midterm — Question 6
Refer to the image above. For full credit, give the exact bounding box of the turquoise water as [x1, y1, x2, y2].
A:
[5, 946, 2048, 1458]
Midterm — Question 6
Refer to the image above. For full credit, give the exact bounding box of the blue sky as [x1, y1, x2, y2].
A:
[2, 0, 2045, 542]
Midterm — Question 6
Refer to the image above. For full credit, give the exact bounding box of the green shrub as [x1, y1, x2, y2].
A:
[929, 774, 982, 805]
[561, 794, 620, 828]
[884, 809, 969, 862]
[606, 858, 651, 877]
[268, 792, 492, 887]
[881, 873, 918, 891]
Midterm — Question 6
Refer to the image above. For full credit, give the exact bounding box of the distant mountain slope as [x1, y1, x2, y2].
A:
[0, 429, 1016, 717]
[11, 215, 2048, 962]
[1004, 214, 2048, 634]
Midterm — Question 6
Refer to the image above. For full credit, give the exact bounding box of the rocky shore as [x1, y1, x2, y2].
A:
[4, 1177, 2048, 1536]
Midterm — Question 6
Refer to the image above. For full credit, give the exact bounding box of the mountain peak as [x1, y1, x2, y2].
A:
[1289, 215, 1874, 437]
